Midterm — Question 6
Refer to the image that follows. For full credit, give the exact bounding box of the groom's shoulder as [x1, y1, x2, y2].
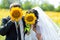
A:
[2, 16, 10, 21]
[1, 16, 11, 25]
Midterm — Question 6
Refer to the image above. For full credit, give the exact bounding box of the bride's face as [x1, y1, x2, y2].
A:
[31, 24, 36, 32]
[26, 9, 38, 28]
[28, 9, 38, 19]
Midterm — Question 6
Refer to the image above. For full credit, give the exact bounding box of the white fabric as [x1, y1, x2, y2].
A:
[15, 20, 24, 40]
[25, 29, 38, 40]
[32, 7, 60, 40]
[19, 20, 24, 40]
[15, 21, 20, 40]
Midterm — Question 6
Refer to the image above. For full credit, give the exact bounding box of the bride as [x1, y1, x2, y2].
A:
[25, 7, 60, 40]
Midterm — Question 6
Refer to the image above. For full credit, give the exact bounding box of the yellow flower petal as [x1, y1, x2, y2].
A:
[10, 7, 23, 22]
[24, 13, 36, 24]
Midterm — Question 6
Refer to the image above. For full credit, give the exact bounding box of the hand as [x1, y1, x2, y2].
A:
[36, 33, 42, 40]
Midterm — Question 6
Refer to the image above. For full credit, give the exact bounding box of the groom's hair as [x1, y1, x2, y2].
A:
[10, 3, 21, 9]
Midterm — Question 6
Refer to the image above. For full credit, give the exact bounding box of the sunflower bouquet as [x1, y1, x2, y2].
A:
[10, 7, 23, 22]
[24, 13, 36, 24]
[24, 13, 37, 33]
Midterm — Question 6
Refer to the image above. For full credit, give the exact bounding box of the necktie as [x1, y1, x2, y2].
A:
[15, 22, 21, 40]
[18, 25, 21, 40]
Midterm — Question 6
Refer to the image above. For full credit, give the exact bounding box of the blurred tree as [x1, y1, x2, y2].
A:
[9, 0, 22, 6]
[40, 3, 54, 11]
[55, 6, 60, 12]
[0, 0, 10, 9]
[22, 1, 33, 10]
[0, 0, 22, 9]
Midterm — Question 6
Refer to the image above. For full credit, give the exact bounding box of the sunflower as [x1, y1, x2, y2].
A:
[10, 7, 23, 22]
[24, 13, 36, 24]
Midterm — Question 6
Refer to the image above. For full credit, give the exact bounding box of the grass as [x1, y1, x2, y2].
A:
[0, 9, 60, 40]
[45, 11, 60, 27]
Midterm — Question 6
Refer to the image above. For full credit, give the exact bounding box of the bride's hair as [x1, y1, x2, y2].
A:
[26, 9, 39, 29]
[28, 9, 39, 25]
[27, 9, 38, 19]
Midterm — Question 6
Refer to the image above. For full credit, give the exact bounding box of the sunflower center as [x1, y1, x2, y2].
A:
[26, 16, 34, 22]
[12, 10, 20, 18]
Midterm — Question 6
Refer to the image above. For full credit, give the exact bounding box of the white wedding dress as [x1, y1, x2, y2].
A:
[25, 7, 60, 40]
[25, 29, 38, 40]
[33, 7, 60, 40]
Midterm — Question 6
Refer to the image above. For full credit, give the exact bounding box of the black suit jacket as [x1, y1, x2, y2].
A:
[0, 16, 25, 40]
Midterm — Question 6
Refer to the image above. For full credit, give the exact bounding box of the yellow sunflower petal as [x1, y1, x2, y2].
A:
[10, 7, 23, 22]
[24, 13, 36, 24]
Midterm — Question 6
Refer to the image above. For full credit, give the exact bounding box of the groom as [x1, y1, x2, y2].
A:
[0, 3, 24, 40]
